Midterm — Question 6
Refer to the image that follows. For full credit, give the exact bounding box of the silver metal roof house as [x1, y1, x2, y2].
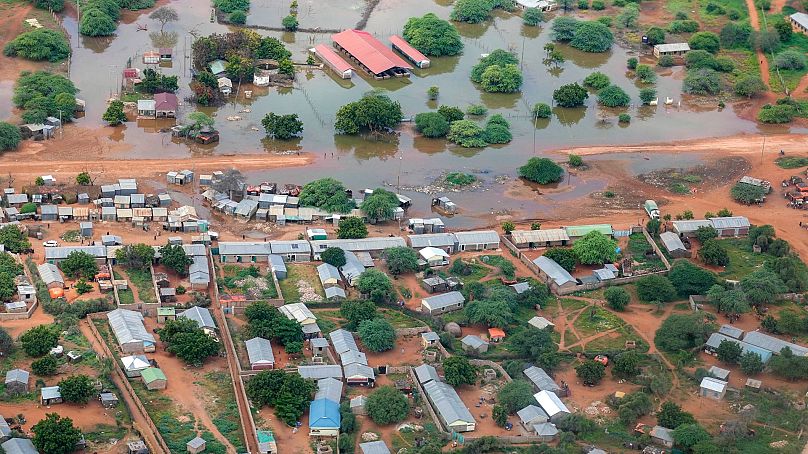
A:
[341, 251, 365, 285]
[533, 422, 559, 438]
[524, 366, 561, 394]
[743, 331, 808, 356]
[718, 324, 744, 339]
[708, 365, 730, 380]
[517, 405, 549, 426]
[235, 199, 259, 219]
[422, 380, 476, 432]
[344, 363, 376, 382]
[654, 42, 690, 53]
[461, 335, 488, 350]
[279, 303, 317, 325]
[414, 364, 440, 384]
[511, 282, 531, 294]
[1, 438, 38, 454]
[269, 240, 312, 255]
[709, 216, 750, 230]
[359, 441, 391, 454]
[5, 368, 29, 388]
[107, 309, 155, 352]
[329, 329, 359, 354]
[245, 337, 275, 369]
[189, 256, 211, 287]
[671, 219, 712, 235]
[178, 306, 216, 330]
[0, 416, 11, 438]
[533, 256, 576, 287]
[315, 377, 343, 403]
[340, 350, 368, 366]
[310, 237, 407, 256]
[408, 233, 456, 249]
[37, 263, 64, 286]
[791, 12, 808, 30]
[45, 245, 107, 262]
[218, 242, 272, 258]
[659, 232, 687, 253]
[534, 390, 570, 421]
[325, 286, 346, 300]
[298, 365, 344, 380]
[529, 316, 555, 330]
[510, 229, 570, 245]
[421, 291, 465, 314]
[269, 254, 287, 279]
[453, 230, 500, 250]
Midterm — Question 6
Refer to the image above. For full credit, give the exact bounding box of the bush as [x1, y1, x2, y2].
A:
[358, 318, 396, 352]
[774, 50, 807, 70]
[4, 29, 70, 62]
[450, 0, 493, 23]
[636, 275, 677, 302]
[683, 69, 721, 95]
[282, 15, 298, 30]
[668, 20, 699, 33]
[261, 113, 303, 140]
[229, 10, 246, 24]
[668, 260, 716, 297]
[466, 104, 488, 116]
[471, 49, 519, 83]
[720, 22, 753, 49]
[598, 85, 630, 107]
[605, 286, 630, 310]
[482, 118, 512, 144]
[33, 0, 65, 11]
[627, 57, 638, 70]
[552, 16, 579, 41]
[523, 7, 543, 25]
[532, 103, 551, 118]
[639, 87, 657, 105]
[414, 112, 450, 138]
[570, 21, 614, 52]
[689, 32, 720, 53]
[32, 355, 58, 376]
[592, 0, 605, 8]
[337, 216, 368, 239]
[658, 55, 674, 67]
[654, 312, 714, 352]
[568, 154, 583, 167]
[583, 71, 610, 90]
[214, 0, 249, 12]
[734, 75, 765, 98]
[479, 63, 523, 93]
[438, 105, 465, 122]
[80, 8, 117, 37]
[618, 113, 631, 123]
[635, 64, 656, 83]
[578, 0, 589, 8]
[646, 26, 666, 45]
[519, 157, 563, 184]
[0, 122, 21, 151]
[403, 13, 463, 56]
[553, 83, 589, 107]
[447, 120, 486, 148]
[576, 361, 606, 385]
[758, 104, 795, 124]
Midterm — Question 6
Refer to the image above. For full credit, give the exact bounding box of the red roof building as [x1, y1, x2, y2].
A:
[122, 68, 139, 79]
[332, 30, 412, 78]
[153, 93, 178, 118]
[389, 35, 430, 69]
[313, 44, 353, 79]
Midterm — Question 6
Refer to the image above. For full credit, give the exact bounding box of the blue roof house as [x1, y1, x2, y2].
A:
[309, 398, 341, 437]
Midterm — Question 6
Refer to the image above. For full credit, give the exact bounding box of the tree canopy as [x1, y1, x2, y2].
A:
[570, 21, 613, 52]
[689, 31, 721, 53]
[384, 247, 419, 276]
[59, 251, 99, 279]
[553, 83, 589, 107]
[414, 112, 450, 138]
[740, 267, 788, 306]
[444, 356, 477, 386]
[337, 216, 368, 239]
[58, 374, 96, 403]
[509, 327, 559, 370]
[657, 401, 696, 428]
[361, 188, 399, 222]
[13, 71, 77, 123]
[366, 386, 410, 425]
[0, 122, 21, 152]
[32, 414, 82, 454]
[465, 299, 513, 328]
[245, 370, 315, 425]
[668, 260, 716, 297]
[731, 182, 767, 203]
[262, 113, 303, 140]
[0, 225, 30, 252]
[299, 178, 355, 214]
[698, 239, 730, 266]
[159, 243, 193, 276]
[519, 157, 564, 184]
[572, 231, 617, 265]
[356, 269, 393, 303]
[80, 7, 117, 36]
[321, 247, 347, 268]
[358, 318, 396, 352]
[335, 90, 403, 134]
[402, 13, 463, 56]
[115, 243, 156, 270]
[471, 50, 519, 82]
[598, 85, 631, 107]
[340, 300, 377, 330]
[543, 247, 576, 272]
[583, 71, 611, 90]
[576, 361, 606, 385]
[4, 28, 70, 62]
[605, 286, 630, 311]
[497, 380, 535, 413]
[447, 120, 487, 148]
[20, 324, 60, 357]
[479, 63, 523, 93]
[654, 312, 714, 352]
[102, 100, 127, 125]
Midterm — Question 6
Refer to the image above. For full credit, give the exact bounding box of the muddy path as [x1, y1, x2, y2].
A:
[745, 0, 772, 88]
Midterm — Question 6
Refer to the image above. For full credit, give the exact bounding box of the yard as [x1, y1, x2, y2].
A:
[120, 267, 157, 304]
[627, 233, 666, 272]
[200, 371, 247, 452]
[310, 308, 425, 330]
[278, 264, 324, 303]
[113, 270, 136, 305]
[218, 264, 278, 299]
[716, 238, 768, 280]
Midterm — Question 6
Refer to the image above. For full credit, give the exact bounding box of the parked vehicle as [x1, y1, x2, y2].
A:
[643, 200, 660, 219]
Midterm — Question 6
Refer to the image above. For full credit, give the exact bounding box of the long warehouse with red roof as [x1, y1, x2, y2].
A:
[389, 35, 430, 68]
[331, 29, 412, 79]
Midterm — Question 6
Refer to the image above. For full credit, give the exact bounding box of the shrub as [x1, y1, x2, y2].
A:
[414, 112, 450, 138]
[519, 158, 563, 184]
[261, 113, 303, 140]
[79, 8, 117, 37]
[578, 0, 589, 8]
[4, 29, 70, 62]
[658, 55, 675, 67]
[618, 113, 631, 123]
[366, 386, 410, 425]
[479, 64, 523, 93]
[646, 26, 666, 45]
[552, 16, 579, 42]
[668, 20, 699, 33]
[447, 120, 487, 147]
[282, 15, 298, 31]
[636, 275, 677, 302]
[544, 248, 577, 272]
[0, 122, 21, 151]
[466, 104, 488, 116]
[698, 239, 729, 266]
[720, 22, 753, 49]
[568, 154, 583, 167]
[689, 32, 720, 53]
[583, 71, 610, 90]
[438, 105, 465, 122]
[403, 13, 463, 56]
[450, 0, 493, 23]
[635, 64, 656, 83]
[639, 87, 657, 104]
[605, 286, 630, 310]
[774, 50, 807, 70]
[627, 57, 638, 70]
[758, 104, 795, 124]
[229, 10, 246, 24]
[576, 361, 606, 385]
[482, 119, 512, 144]
[214, 0, 249, 12]
[553, 83, 589, 107]
[592, 0, 605, 8]
[523, 7, 543, 25]
[683, 69, 721, 95]
[598, 85, 630, 107]
[571, 21, 614, 52]
[597, 16, 612, 26]
[532, 103, 552, 118]
[471, 50, 519, 83]
[734, 75, 765, 98]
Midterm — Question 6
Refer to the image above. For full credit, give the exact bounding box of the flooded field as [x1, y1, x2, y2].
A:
[4, 0, 806, 224]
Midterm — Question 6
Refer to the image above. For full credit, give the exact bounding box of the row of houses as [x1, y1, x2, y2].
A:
[414, 364, 476, 432]
[704, 324, 808, 363]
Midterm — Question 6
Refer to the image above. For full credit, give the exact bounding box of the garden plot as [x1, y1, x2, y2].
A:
[219, 264, 278, 300]
[278, 264, 324, 303]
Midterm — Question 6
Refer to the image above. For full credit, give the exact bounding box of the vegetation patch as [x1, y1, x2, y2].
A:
[202, 372, 247, 452]
[278, 264, 324, 302]
[715, 238, 769, 280]
[444, 172, 477, 187]
[776, 156, 808, 169]
[121, 267, 156, 304]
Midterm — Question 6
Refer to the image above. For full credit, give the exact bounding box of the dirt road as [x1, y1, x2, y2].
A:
[745, 0, 771, 88]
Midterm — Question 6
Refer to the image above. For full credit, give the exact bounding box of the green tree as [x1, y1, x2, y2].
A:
[59, 251, 99, 279]
[597, 85, 631, 107]
[523, 7, 543, 25]
[695, 226, 718, 243]
[403, 13, 463, 56]
[519, 157, 564, 184]
[229, 10, 246, 23]
[583, 71, 610, 90]
[483, 115, 512, 144]
[532, 102, 552, 118]
[335, 90, 403, 134]
[414, 112, 450, 138]
[0, 327, 13, 356]
[683, 69, 721, 95]
[32, 355, 59, 376]
[166, 329, 220, 365]
[0, 122, 22, 151]
[281, 14, 298, 30]
[444, 356, 476, 386]
[149, 6, 179, 31]
[115, 243, 156, 270]
[741, 268, 788, 306]
[673, 424, 711, 450]
[497, 380, 535, 413]
[479, 64, 523, 93]
[774, 50, 806, 69]
[358, 318, 396, 352]
[509, 328, 559, 370]
[299, 178, 355, 214]
[734, 75, 766, 98]
[361, 188, 399, 222]
[570, 21, 613, 52]
[657, 401, 696, 428]
[58, 374, 95, 403]
[646, 26, 666, 45]
[553, 83, 589, 107]
[465, 299, 513, 327]
[575, 361, 606, 385]
[447, 120, 486, 147]
[572, 231, 617, 265]
[340, 300, 377, 330]
[80, 8, 117, 37]
[758, 103, 796, 124]
[438, 105, 465, 122]
[544, 248, 576, 272]
[492, 404, 508, 427]
[668, 260, 716, 298]
[740, 351, 764, 375]
[698, 239, 729, 266]
[552, 16, 580, 41]
[617, 391, 653, 424]
[4, 28, 70, 62]
[337, 217, 368, 239]
[612, 351, 642, 379]
[689, 31, 721, 53]
[654, 312, 714, 352]
[616, 4, 639, 28]
[636, 275, 677, 302]
[356, 269, 393, 303]
[32, 414, 82, 454]
[76, 171, 91, 185]
[33, 0, 65, 11]
[635, 64, 657, 83]
[471, 50, 519, 82]
[214, 0, 249, 12]
[246, 369, 288, 406]
[716, 339, 743, 363]
[450, 0, 493, 23]
[384, 247, 419, 276]
[0, 225, 30, 252]
[321, 247, 347, 268]
[366, 386, 410, 425]
[605, 286, 630, 311]
[262, 113, 303, 140]
[159, 243, 193, 276]
[277, 58, 295, 77]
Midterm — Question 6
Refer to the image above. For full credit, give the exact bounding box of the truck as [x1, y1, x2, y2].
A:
[644, 200, 660, 219]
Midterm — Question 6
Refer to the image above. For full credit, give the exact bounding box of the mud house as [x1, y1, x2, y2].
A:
[461, 335, 489, 354]
[659, 232, 690, 258]
[422, 379, 476, 432]
[313, 44, 353, 79]
[41, 386, 62, 405]
[421, 291, 465, 315]
[4, 369, 29, 395]
[421, 276, 450, 294]
[332, 29, 412, 79]
[533, 256, 577, 292]
[2, 438, 38, 454]
[517, 405, 549, 431]
[122, 355, 151, 378]
[359, 441, 391, 454]
[453, 230, 500, 251]
[534, 390, 570, 423]
[790, 12, 808, 33]
[218, 242, 272, 263]
[524, 366, 562, 395]
[652, 42, 690, 59]
[142, 367, 167, 390]
[699, 377, 729, 400]
[708, 365, 730, 381]
[186, 437, 206, 454]
[389, 35, 430, 68]
[107, 309, 156, 353]
[245, 337, 276, 370]
[510, 229, 570, 248]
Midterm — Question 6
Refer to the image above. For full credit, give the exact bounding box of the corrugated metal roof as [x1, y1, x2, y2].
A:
[218, 242, 272, 256]
[309, 398, 341, 429]
[270, 240, 312, 254]
[791, 12, 808, 29]
[0, 418, 10, 437]
[718, 324, 744, 339]
[1, 438, 38, 454]
[671, 219, 712, 233]
[421, 331, 440, 342]
[311, 337, 329, 348]
[235, 199, 259, 217]
[280, 303, 317, 324]
[340, 350, 368, 366]
[344, 362, 375, 380]
[314, 44, 353, 72]
[593, 268, 616, 281]
[341, 251, 365, 282]
[37, 263, 64, 284]
[533, 256, 576, 286]
[298, 365, 343, 379]
[311, 237, 406, 252]
[533, 422, 559, 436]
[315, 377, 343, 403]
[325, 286, 346, 299]
[141, 367, 166, 383]
[709, 216, 750, 229]
[654, 42, 690, 52]
[659, 231, 686, 252]
[5, 368, 29, 384]
[423, 380, 475, 426]
[41, 386, 61, 400]
[419, 247, 450, 261]
[187, 437, 205, 449]
[517, 405, 548, 425]
[408, 233, 455, 248]
[534, 390, 569, 417]
[524, 366, 561, 392]
[414, 364, 440, 384]
[422, 291, 465, 311]
[705, 333, 773, 362]
[331, 29, 412, 75]
[510, 229, 570, 244]
[359, 441, 391, 454]
[179, 306, 215, 329]
[453, 230, 500, 245]
[708, 365, 730, 380]
[389, 35, 428, 63]
[269, 255, 287, 274]
[564, 224, 612, 237]
[529, 316, 554, 329]
[121, 355, 150, 371]
[329, 329, 358, 354]
[45, 245, 107, 260]
[743, 331, 808, 356]
[189, 255, 210, 285]
[318, 264, 340, 285]
[40, 204, 58, 214]
[461, 335, 487, 349]
[651, 426, 674, 443]
[245, 337, 275, 365]
[107, 309, 155, 346]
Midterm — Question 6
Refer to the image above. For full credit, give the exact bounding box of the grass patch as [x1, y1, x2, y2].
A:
[202, 371, 247, 452]
[378, 308, 427, 329]
[446, 260, 490, 284]
[776, 156, 808, 169]
[573, 306, 625, 338]
[117, 288, 135, 305]
[738, 390, 807, 436]
[60, 230, 81, 242]
[444, 172, 477, 186]
[277, 264, 324, 302]
[628, 233, 666, 272]
[559, 297, 588, 312]
[83, 424, 127, 443]
[123, 267, 157, 304]
[584, 325, 649, 353]
[716, 238, 769, 280]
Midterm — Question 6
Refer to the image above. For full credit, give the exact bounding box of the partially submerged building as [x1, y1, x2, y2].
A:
[332, 29, 412, 78]
[313, 44, 353, 79]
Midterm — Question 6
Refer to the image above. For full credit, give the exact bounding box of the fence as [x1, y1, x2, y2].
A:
[395, 326, 430, 337]
[0, 300, 38, 320]
[86, 314, 172, 454]
[469, 359, 512, 382]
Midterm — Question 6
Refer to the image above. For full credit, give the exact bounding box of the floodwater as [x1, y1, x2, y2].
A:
[45, 0, 808, 224]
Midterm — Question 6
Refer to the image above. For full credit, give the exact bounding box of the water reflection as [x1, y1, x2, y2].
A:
[553, 106, 586, 126]
[558, 44, 610, 69]
[261, 136, 303, 152]
[334, 133, 400, 160]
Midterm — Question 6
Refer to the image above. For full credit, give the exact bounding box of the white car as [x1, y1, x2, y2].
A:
[42, 240, 59, 248]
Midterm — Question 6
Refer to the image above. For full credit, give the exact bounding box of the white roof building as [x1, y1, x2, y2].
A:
[279, 303, 317, 326]
[534, 390, 570, 421]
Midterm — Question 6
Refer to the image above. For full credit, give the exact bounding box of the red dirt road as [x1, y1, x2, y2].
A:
[744, 0, 771, 88]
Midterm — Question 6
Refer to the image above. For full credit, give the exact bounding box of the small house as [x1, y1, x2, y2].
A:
[454, 230, 500, 251]
[1, 439, 38, 454]
[41, 174, 56, 185]
[269, 254, 287, 280]
[745, 378, 762, 391]
[421, 331, 440, 348]
[708, 365, 730, 381]
[790, 12, 808, 33]
[324, 286, 346, 301]
[659, 231, 690, 258]
[100, 392, 119, 408]
[650, 426, 674, 448]
[534, 390, 570, 423]
[533, 256, 577, 292]
[517, 405, 549, 430]
[40, 204, 58, 221]
[350, 395, 367, 415]
[80, 221, 93, 238]
[421, 291, 465, 315]
[510, 229, 570, 248]
[245, 337, 276, 370]
[218, 77, 233, 95]
[122, 355, 151, 378]
[359, 441, 391, 454]
[307, 228, 328, 240]
[511, 281, 531, 294]
[699, 377, 728, 400]
[143, 51, 160, 64]
[157, 307, 176, 323]
[524, 366, 561, 394]
[414, 364, 440, 384]
[78, 193, 90, 204]
[160, 287, 177, 303]
[101, 206, 116, 221]
[142, 367, 167, 390]
[532, 422, 559, 442]
[209, 59, 227, 76]
[488, 328, 505, 342]
[432, 196, 457, 214]
[41, 385, 62, 405]
[159, 47, 173, 61]
[419, 246, 450, 267]
[186, 437, 206, 454]
[37, 263, 64, 289]
[421, 276, 449, 294]
[653, 42, 690, 59]
[178, 306, 216, 330]
[5, 302, 26, 313]
[17, 284, 36, 303]
[422, 380, 476, 432]
[6, 193, 28, 207]
[461, 335, 489, 354]
[311, 337, 329, 356]
[130, 194, 146, 208]
[317, 263, 342, 288]
[128, 440, 149, 454]
[4, 369, 29, 395]
[308, 398, 341, 437]
[137, 99, 156, 118]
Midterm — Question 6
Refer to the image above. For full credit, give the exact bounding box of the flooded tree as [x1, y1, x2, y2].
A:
[4, 29, 70, 62]
[261, 113, 303, 140]
[102, 100, 127, 126]
[403, 13, 463, 56]
[334, 90, 403, 135]
[149, 6, 179, 31]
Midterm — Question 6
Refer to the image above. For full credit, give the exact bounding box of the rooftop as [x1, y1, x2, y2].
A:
[332, 29, 413, 75]
[533, 256, 576, 286]
[422, 291, 465, 310]
[524, 366, 561, 392]
[510, 229, 570, 244]
[654, 42, 691, 52]
[245, 337, 275, 365]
